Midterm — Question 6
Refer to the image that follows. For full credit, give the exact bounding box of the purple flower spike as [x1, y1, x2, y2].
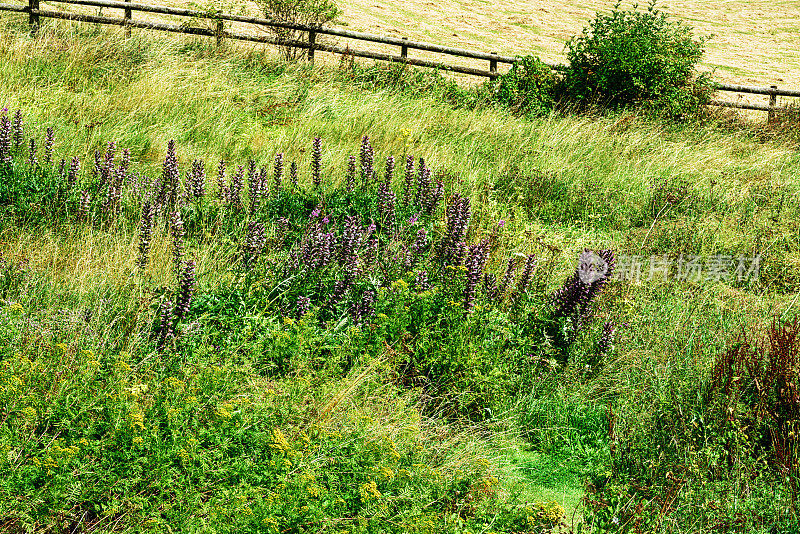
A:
[216, 159, 230, 202]
[463, 239, 490, 313]
[170, 211, 185, 276]
[27, 138, 37, 168]
[137, 202, 155, 271]
[359, 136, 374, 185]
[0, 115, 11, 165]
[439, 193, 471, 266]
[290, 160, 298, 187]
[12, 110, 23, 149]
[244, 221, 266, 271]
[297, 295, 311, 318]
[274, 152, 283, 193]
[230, 165, 244, 209]
[312, 136, 322, 188]
[44, 127, 54, 165]
[174, 260, 196, 322]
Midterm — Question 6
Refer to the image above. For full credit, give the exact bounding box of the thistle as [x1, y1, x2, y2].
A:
[44, 127, 54, 165]
[174, 259, 196, 322]
[273, 152, 283, 193]
[346, 154, 356, 193]
[137, 202, 154, 271]
[12, 109, 23, 149]
[170, 211, 185, 276]
[27, 138, 37, 168]
[312, 136, 322, 188]
[0, 115, 11, 165]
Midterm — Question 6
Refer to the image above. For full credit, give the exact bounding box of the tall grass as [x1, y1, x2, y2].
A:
[1, 14, 799, 533]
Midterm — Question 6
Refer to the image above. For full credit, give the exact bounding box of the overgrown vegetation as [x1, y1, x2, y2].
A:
[560, 0, 712, 120]
[0, 11, 799, 534]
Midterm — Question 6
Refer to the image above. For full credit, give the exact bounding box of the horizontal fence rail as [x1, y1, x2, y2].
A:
[0, 0, 798, 121]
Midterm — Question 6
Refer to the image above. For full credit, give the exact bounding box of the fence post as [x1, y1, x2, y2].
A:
[124, 0, 131, 38]
[400, 37, 408, 60]
[489, 52, 498, 76]
[215, 11, 224, 47]
[308, 30, 316, 63]
[29, 0, 39, 36]
[767, 85, 778, 125]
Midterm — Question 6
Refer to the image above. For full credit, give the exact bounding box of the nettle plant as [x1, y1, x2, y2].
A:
[0, 108, 619, 416]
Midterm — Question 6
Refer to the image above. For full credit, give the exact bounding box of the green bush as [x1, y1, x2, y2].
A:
[485, 55, 559, 118]
[560, 1, 712, 120]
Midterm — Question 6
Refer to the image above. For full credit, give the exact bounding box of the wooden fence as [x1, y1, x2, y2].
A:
[0, 0, 798, 121]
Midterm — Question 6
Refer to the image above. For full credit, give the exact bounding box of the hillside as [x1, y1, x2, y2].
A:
[0, 12, 799, 534]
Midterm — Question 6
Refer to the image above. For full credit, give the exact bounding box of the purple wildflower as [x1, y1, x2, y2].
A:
[273, 152, 283, 193]
[12, 110, 22, 149]
[156, 298, 174, 351]
[290, 161, 298, 187]
[414, 270, 430, 291]
[78, 190, 90, 223]
[216, 159, 229, 202]
[170, 211, 185, 276]
[439, 193, 470, 266]
[230, 165, 244, 209]
[174, 259, 196, 321]
[27, 138, 37, 168]
[360, 136, 374, 185]
[312, 136, 322, 188]
[137, 202, 154, 271]
[44, 127, 54, 165]
[297, 295, 310, 318]
[463, 240, 490, 313]
[0, 115, 11, 165]
[244, 221, 266, 271]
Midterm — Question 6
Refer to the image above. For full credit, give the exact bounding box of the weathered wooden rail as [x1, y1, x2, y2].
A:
[0, 0, 797, 121]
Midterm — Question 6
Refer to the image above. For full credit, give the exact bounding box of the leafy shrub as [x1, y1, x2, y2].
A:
[484, 55, 560, 118]
[560, 0, 712, 120]
[254, 0, 340, 60]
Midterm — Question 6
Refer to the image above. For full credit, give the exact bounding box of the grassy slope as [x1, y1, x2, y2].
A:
[1, 16, 800, 532]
